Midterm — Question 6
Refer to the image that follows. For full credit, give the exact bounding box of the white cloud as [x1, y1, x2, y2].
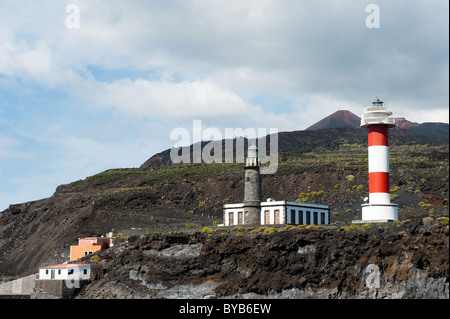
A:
[0, 134, 20, 158]
[0, 0, 448, 211]
[1, 0, 448, 122]
[0, 134, 35, 159]
[87, 78, 258, 120]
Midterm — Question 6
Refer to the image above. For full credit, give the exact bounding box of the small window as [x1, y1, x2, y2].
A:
[321, 212, 325, 224]
[306, 211, 311, 225]
[83, 269, 88, 275]
[238, 211, 243, 225]
[274, 210, 280, 224]
[299, 211, 303, 225]
[45, 270, 49, 275]
[229, 212, 234, 226]
[58, 269, 61, 275]
[68, 269, 74, 275]
[313, 211, 318, 224]
[264, 210, 270, 224]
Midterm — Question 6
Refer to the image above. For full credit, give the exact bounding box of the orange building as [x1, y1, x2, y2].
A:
[70, 236, 114, 261]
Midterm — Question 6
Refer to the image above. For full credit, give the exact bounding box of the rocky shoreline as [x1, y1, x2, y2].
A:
[73, 217, 448, 299]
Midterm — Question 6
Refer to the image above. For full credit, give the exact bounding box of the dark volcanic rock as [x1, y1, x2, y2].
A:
[78, 219, 449, 299]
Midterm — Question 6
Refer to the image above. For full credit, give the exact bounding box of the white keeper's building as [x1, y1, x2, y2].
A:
[223, 200, 330, 226]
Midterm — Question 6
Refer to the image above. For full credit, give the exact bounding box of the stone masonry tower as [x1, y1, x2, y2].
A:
[243, 142, 262, 224]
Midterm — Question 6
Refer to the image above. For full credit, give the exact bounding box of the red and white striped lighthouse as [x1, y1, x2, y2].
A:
[360, 98, 398, 221]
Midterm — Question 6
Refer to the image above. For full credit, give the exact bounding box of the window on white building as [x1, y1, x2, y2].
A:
[274, 210, 280, 224]
[229, 212, 234, 226]
[238, 211, 243, 225]
[264, 210, 270, 224]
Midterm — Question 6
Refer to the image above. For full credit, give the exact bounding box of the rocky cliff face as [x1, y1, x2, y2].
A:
[77, 217, 449, 299]
[1, 128, 447, 293]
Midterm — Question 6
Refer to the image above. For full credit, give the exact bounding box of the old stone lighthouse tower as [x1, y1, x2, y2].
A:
[243, 143, 262, 224]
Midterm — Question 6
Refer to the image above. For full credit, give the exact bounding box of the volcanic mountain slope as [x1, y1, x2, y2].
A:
[305, 110, 361, 130]
[0, 128, 448, 279]
[141, 124, 448, 169]
[304, 110, 448, 136]
[141, 113, 449, 169]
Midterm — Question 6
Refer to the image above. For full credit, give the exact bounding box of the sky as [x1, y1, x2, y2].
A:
[0, 0, 448, 211]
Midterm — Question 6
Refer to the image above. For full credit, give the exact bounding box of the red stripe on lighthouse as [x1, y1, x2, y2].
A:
[369, 172, 390, 193]
[368, 125, 388, 146]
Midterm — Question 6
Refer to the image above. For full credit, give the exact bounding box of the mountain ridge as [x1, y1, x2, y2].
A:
[306, 110, 361, 130]
[305, 109, 449, 136]
[141, 122, 449, 169]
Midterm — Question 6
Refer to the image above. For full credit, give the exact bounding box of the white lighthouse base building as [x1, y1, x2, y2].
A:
[356, 203, 398, 223]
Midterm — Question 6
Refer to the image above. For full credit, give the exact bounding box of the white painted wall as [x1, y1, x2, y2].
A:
[39, 266, 91, 280]
[224, 202, 330, 226]
[224, 208, 244, 226]
[260, 205, 286, 225]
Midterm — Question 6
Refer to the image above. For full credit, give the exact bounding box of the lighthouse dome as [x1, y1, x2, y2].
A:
[248, 143, 258, 158]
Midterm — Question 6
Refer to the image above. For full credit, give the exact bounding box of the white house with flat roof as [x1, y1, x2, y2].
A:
[38, 264, 91, 281]
[224, 200, 330, 226]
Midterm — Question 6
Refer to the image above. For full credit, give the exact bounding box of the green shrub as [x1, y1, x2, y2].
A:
[341, 224, 362, 232]
[257, 226, 277, 234]
[264, 227, 277, 234]
[390, 186, 400, 193]
[390, 194, 399, 201]
[419, 201, 431, 207]
[437, 217, 449, 226]
[201, 226, 213, 233]
[90, 255, 101, 263]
